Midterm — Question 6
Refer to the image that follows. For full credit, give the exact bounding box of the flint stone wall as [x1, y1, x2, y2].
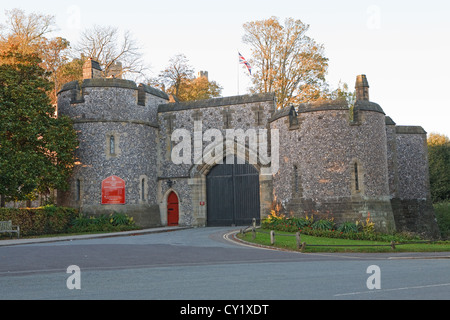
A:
[157, 93, 275, 227]
[391, 126, 440, 237]
[57, 79, 168, 227]
[270, 100, 396, 233]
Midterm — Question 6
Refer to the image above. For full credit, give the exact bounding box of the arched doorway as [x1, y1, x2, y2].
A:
[167, 191, 179, 226]
[206, 156, 260, 226]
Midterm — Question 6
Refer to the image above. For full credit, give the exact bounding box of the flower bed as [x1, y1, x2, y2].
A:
[262, 210, 421, 242]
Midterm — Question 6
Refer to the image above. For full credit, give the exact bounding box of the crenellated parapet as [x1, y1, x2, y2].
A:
[58, 78, 168, 127]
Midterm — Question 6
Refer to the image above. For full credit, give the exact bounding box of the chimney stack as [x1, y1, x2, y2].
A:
[83, 58, 102, 79]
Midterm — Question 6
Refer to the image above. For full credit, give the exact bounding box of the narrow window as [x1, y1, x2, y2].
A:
[354, 162, 359, 191]
[293, 165, 299, 193]
[110, 135, 115, 155]
[141, 178, 146, 201]
[76, 179, 81, 201]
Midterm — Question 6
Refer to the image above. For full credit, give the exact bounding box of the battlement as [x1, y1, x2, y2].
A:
[61, 58, 169, 105]
[395, 126, 427, 135]
[297, 99, 349, 113]
[158, 92, 275, 113]
[57, 78, 168, 128]
[58, 78, 168, 105]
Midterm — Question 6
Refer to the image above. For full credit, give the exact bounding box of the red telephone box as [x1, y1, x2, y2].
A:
[101, 175, 125, 204]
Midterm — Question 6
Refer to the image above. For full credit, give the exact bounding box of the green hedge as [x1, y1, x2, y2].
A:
[434, 201, 450, 239]
[69, 212, 136, 233]
[0, 205, 78, 236]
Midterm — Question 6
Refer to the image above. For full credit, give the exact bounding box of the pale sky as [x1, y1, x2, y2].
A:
[2, 0, 449, 137]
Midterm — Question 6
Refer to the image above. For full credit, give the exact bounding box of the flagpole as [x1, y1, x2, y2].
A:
[237, 50, 239, 95]
[238, 51, 251, 96]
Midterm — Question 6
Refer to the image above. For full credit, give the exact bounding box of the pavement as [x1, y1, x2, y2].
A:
[0, 226, 191, 247]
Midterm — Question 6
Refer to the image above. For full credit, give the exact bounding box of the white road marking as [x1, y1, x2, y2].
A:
[334, 283, 450, 297]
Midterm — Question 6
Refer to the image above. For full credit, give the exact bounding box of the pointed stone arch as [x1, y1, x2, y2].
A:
[187, 140, 272, 227]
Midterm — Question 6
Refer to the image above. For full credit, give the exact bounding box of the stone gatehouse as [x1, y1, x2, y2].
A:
[57, 59, 440, 237]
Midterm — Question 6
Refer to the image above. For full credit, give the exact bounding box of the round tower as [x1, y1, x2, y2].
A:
[270, 75, 396, 233]
[350, 75, 396, 232]
[57, 61, 169, 227]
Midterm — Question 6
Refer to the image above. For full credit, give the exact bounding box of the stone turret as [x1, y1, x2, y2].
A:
[57, 60, 169, 228]
[106, 61, 123, 79]
[198, 71, 208, 80]
[355, 74, 370, 101]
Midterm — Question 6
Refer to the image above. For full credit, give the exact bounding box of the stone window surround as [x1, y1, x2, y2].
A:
[139, 175, 148, 203]
[105, 131, 121, 159]
[350, 159, 365, 195]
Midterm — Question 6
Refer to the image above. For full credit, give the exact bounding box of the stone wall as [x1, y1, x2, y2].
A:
[390, 126, 440, 237]
[385, 116, 399, 198]
[270, 99, 396, 233]
[57, 78, 168, 227]
[157, 93, 276, 226]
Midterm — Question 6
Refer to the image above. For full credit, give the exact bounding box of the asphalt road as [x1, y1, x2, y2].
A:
[0, 227, 449, 301]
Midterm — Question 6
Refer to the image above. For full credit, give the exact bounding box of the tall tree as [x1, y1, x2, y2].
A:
[75, 25, 148, 81]
[158, 54, 194, 97]
[157, 54, 222, 102]
[40, 37, 71, 104]
[176, 76, 222, 102]
[427, 133, 450, 202]
[0, 9, 72, 104]
[0, 46, 78, 205]
[0, 8, 55, 54]
[328, 80, 356, 111]
[242, 16, 329, 108]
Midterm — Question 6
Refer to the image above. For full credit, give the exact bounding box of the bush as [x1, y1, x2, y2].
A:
[337, 221, 359, 233]
[0, 207, 138, 237]
[262, 211, 311, 232]
[434, 201, 450, 239]
[311, 219, 335, 231]
[68, 212, 136, 233]
[0, 205, 78, 236]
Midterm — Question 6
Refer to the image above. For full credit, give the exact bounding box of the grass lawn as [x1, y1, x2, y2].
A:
[236, 229, 450, 253]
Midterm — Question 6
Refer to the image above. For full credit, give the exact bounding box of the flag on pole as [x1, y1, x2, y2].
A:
[238, 52, 252, 75]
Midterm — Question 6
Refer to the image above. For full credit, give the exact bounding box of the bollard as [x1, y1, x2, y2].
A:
[252, 227, 256, 240]
[270, 230, 275, 245]
[296, 232, 301, 249]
